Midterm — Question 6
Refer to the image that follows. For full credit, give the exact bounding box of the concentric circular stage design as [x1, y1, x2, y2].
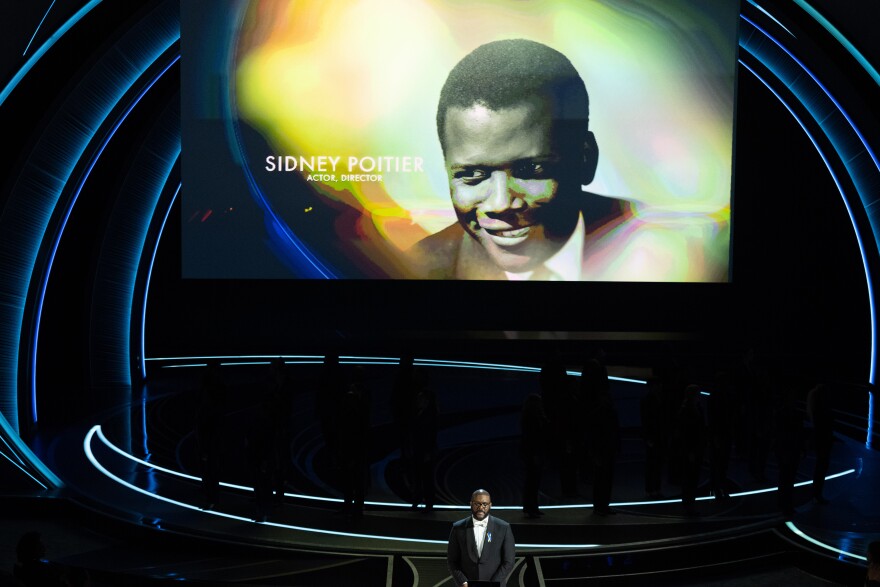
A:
[0, 0, 878, 565]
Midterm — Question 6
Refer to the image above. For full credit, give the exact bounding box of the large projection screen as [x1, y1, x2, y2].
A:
[181, 0, 739, 282]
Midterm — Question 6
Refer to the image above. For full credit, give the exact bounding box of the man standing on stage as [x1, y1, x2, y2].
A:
[447, 489, 515, 587]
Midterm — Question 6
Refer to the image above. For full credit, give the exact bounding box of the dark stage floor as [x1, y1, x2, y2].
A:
[10, 357, 878, 585]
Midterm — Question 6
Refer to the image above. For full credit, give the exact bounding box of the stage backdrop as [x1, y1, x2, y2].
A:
[181, 0, 739, 281]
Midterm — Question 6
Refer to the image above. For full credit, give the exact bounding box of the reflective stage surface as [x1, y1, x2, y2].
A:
[24, 357, 880, 585]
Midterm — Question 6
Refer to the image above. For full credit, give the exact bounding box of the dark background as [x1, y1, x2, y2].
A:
[1, 0, 878, 429]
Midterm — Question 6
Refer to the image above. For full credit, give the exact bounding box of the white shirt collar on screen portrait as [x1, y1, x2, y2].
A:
[472, 515, 488, 527]
[505, 212, 585, 281]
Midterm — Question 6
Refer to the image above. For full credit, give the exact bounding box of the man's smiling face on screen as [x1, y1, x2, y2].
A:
[442, 98, 579, 274]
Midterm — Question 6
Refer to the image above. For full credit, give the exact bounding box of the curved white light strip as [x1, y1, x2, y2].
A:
[85, 425, 600, 548]
[146, 355, 646, 384]
[93, 425, 855, 513]
[746, 0, 796, 38]
[85, 426, 445, 545]
[88, 423, 856, 551]
[785, 521, 867, 562]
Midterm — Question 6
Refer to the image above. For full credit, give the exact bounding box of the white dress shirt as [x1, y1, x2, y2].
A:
[505, 212, 586, 281]
[473, 516, 488, 556]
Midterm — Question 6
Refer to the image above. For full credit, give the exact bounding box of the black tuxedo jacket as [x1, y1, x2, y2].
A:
[447, 515, 515, 587]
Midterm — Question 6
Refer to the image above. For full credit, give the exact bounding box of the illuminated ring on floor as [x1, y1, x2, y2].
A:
[784, 521, 868, 562]
[144, 354, 648, 385]
[84, 426, 600, 549]
[88, 423, 855, 513]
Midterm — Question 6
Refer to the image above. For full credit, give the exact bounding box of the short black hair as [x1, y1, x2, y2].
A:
[437, 39, 589, 150]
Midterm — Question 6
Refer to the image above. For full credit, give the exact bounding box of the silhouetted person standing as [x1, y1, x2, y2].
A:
[640, 376, 666, 498]
[520, 392, 549, 517]
[317, 352, 345, 466]
[774, 386, 805, 519]
[196, 360, 226, 509]
[246, 395, 275, 522]
[658, 359, 686, 486]
[807, 383, 834, 504]
[407, 368, 438, 510]
[393, 353, 415, 434]
[541, 359, 579, 497]
[582, 358, 620, 516]
[744, 349, 772, 482]
[393, 353, 417, 499]
[677, 384, 707, 516]
[338, 367, 370, 517]
[267, 357, 292, 503]
[708, 371, 736, 500]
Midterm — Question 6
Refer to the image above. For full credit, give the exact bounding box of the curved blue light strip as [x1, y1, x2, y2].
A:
[746, 0, 795, 38]
[23, 0, 59, 57]
[740, 42, 877, 558]
[0, 413, 57, 487]
[0, 0, 173, 487]
[740, 16, 880, 386]
[741, 15, 880, 209]
[793, 0, 880, 87]
[0, 450, 47, 489]
[0, 0, 102, 106]
[141, 182, 180, 380]
[0, 434, 26, 467]
[30, 56, 181, 423]
[870, 389, 876, 450]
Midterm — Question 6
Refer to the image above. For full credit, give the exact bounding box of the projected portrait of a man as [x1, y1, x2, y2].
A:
[409, 39, 623, 280]
[183, 1, 736, 282]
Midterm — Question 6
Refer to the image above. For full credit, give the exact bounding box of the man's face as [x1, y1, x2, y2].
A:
[442, 99, 580, 273]
[470, 492, 492, 520]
